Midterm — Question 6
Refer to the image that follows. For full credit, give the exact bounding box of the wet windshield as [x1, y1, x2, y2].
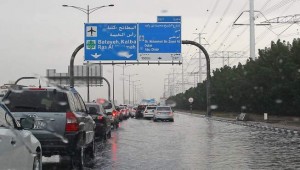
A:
[1, 0, 300, 169]
[5, 90, 69, 112]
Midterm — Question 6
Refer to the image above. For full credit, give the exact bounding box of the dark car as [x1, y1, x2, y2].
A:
[119, 105, 130, 120]
[135, 105, 147, 118]
[2, 85, 96, 169]
[96, 98, 120, 129]
[86, 103, 111, 140]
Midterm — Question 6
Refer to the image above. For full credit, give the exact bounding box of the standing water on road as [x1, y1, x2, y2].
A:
[87, 113, 300, 170]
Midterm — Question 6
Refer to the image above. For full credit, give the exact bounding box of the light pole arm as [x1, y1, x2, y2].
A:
[63, 5, 88, 14]
[89, 6, 107, 14]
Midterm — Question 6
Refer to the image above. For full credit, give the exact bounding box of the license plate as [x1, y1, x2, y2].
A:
[34, 120, 47, 129]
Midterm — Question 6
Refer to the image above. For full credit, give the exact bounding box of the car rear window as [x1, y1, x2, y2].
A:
[86, 104, 100, 113]
[157, 107, 171, 111]
[146, 107, 156, 110]
[137, 105, 146, 110]
[4, 90, 70, 112]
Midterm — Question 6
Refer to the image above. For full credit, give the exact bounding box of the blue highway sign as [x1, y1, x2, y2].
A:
[157, 16, 181, 23]
[138, 23, 181, 61]
[85, 23, 138, 61]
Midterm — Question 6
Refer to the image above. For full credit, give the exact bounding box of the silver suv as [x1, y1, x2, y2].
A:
[0, 102, 42, 170]
[3, 86, 96, 169]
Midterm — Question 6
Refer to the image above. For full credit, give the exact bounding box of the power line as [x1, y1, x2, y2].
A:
[200, 0, 221, 33]
[207, 0, 234, 43]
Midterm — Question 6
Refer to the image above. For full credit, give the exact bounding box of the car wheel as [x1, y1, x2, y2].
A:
[153, 118, 157, 122]
[103, 132, 107, 140]
[87, 137, 96, 158]
[107, 130, 112, 139]
[32, 152, 41, 170]
[73, 146, 86, 170]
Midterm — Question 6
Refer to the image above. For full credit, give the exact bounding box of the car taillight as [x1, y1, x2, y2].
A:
[97, 115, 103, 120]
[65, 112, 79, 132]
[112, 110, 118, 117]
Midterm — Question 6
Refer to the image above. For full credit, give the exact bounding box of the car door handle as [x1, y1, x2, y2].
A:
[11, 139, 16, 145]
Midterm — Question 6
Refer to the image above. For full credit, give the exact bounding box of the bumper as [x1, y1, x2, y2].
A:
[37, 132, 80, 157]
[143, 114, 154, 118]
[154, 114, 174, 120]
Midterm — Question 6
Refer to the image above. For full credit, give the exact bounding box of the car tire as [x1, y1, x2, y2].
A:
[153, 118, 157, 122]
[87, 137, 96, 158]
[32, 152, 42, 170]
[103, 132, 107, 140]
[107, 130, 112, 139]
[73, 146, 86, 170]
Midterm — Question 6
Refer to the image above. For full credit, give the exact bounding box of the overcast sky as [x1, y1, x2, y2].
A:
[0, 0, 299, 104]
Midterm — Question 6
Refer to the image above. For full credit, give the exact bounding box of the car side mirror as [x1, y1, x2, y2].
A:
[89, 107, 97, 115]
[20, 117, 35, 129]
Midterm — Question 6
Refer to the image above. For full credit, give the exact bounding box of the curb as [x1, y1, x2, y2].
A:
[177, 111, 299, 136]
[212, 117, 299, 136]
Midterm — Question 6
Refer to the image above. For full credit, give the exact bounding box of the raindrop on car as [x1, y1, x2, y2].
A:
[210, 105, 218, 110]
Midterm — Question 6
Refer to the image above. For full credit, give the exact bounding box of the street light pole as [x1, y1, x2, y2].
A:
[122, 73, 138, 104]
[113, 64, 115, 103]
[131, 80, 140, 105]
[128, 75, 131, 104]
[123, 65, 125, 104]
[62, 4, 114, 102]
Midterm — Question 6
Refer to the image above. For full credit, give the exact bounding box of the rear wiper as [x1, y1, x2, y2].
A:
[14, 105, 39, 111]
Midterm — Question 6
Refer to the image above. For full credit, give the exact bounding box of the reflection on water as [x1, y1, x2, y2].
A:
[88, 114, 300, 169]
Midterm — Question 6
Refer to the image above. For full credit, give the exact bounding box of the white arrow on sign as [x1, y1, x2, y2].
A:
[91, 53, 101, 59]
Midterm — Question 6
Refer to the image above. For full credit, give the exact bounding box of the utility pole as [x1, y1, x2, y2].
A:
[233, 0, 269, 60]
[181, 62, 184, 93]
[249, 0, 255, 60]
[197, 33, 203, 83]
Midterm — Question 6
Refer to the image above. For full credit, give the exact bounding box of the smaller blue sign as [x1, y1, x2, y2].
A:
[85, 23, 138, 61]
[157, 16, 181, 23]
[138, 23, 181, 61]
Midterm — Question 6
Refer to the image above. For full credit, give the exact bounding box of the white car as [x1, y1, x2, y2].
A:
[143, 106, 157, 119]
[0, 103, 42, 170]
[153, 106, 174, 122]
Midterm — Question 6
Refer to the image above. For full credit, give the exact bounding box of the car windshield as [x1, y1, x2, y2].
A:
[4, 90, 69, 112]
[86, 104, 100, 113]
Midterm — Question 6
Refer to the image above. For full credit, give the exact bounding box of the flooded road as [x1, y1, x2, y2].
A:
[43, 112, 300, 169]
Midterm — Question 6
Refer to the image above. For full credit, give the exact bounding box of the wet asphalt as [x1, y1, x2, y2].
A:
[43, 112, 300, 170]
